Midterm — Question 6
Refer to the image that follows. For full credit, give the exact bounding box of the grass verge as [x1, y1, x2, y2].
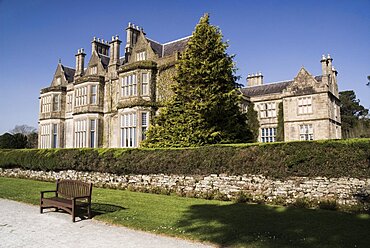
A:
[0, 177, 369, 248]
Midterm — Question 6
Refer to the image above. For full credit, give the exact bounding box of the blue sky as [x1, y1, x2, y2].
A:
[0, 0, 369, 134]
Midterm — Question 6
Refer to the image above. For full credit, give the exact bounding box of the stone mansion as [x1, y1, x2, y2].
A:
[38, 22, 341, 148]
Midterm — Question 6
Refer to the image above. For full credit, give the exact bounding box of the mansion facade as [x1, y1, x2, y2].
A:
[38, 22, 341, 148]
[241, 55, 341, 142]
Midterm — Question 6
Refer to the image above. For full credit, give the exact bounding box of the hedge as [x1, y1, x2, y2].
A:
[0, 139, 369, 178]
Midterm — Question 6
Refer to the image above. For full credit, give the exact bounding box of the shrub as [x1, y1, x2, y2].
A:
[290, 197, 313, 209]
[233, 191, 252, 203]
[0, 138, 369, 178]
[318, 199, 338, 211]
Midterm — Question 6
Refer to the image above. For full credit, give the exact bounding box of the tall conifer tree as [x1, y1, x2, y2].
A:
[143, 14, 252, 147]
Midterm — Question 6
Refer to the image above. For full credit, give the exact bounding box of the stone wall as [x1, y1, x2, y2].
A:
[1, 168, 369, 206]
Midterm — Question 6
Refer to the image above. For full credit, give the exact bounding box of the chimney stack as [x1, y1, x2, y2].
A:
[75, 48, 86, 78]
[320, 54, 334, 76]
[91, 37, 110, 56]
[125, 22, 143, 62]
[109, 35, 122, 67]
[247, 72, 263, 87]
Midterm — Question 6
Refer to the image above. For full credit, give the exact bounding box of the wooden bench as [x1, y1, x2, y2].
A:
[40, 179, 93, 222]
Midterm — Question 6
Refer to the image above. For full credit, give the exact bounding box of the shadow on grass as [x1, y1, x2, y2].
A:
[90, 203, 126, 218]
[177, 203, 370, 248]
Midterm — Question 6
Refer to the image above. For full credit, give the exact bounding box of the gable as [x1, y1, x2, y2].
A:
[129, 32, 158, 63]
[285, 67, 323, 95]
[51, 64, 68, 87]
[86, 51, 107, 76]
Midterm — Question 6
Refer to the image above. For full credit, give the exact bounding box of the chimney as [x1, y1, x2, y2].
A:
[109, 35, 122, 66]
[247, 72, 263, 87]
[91, 37, 110, 56]
[125, 22, 142, 62]
[75, 48, 86, 78]
[320, 54, 327, 75]
[327, 54, 333, 73]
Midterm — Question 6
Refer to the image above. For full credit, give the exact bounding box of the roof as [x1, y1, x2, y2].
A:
[241, 75, 324, 97]
[162, 36, 190, 57]
[61, 65, 75, 83]
[145, 36, 190, 58]
[146, 38, 163, 57]
[99, 54, 110, 69]
[241, 80, 293, 97]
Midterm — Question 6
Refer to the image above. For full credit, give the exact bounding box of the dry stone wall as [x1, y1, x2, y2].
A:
[1, 168, 369, 206]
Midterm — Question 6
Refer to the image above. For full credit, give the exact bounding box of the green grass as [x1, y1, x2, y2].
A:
[1, 177, 369, 248]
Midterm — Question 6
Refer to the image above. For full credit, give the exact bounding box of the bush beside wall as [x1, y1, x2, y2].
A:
[0, 139, 369, 178]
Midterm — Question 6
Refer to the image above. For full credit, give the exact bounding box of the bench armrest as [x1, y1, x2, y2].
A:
[40, 190, 57, 198]
[73, 195, 91, 200]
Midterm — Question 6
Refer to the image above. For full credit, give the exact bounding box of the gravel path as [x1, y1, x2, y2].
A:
[0, 199, 213, 248]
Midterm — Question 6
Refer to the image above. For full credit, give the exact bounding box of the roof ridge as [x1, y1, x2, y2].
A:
[246, 79, 292, 88]
[146, 37, 162, 45]
[62, 65, 76, 70]
[163, 35, 192, 46]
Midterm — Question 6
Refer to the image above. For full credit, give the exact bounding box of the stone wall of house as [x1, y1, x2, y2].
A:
[1, 168, 369, 206]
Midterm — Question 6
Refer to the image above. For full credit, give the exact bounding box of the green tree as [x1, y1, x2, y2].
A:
[246, 103, 259, 142]
[143, 14, 252, 147]
[0, 133, 27, 149]
[276, 102, 284, 141]
[339, 90, 370, 138]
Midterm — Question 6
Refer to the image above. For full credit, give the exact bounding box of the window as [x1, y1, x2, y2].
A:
[300, 124, 313, 141]
[74, 119, 87, 148]
[56, 77, 61, 85]
[41, 95, 52, 113]
[90, 66, 97, 74]
[142, 73, 149, 95]
[66, 94, 73, 112]
[90, 119, 96, 148]
[259, 102, 276, 118]
[90, 85, 97, 104]
[52, 94, 59, 111]
[75, 86, 88, 107]
[120, 113, 137, 147]
[136, 51, 146, 61]
[298, 97, 312, 114]
[52, 124, 58, 148]
[141, 112, 149, 141]
[40, 124, 51, 148]
[121, 74, 137, 97]
[261, 127, 276, 143]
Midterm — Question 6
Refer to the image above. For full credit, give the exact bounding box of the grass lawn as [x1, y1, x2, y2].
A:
[0, 177, 369, 248]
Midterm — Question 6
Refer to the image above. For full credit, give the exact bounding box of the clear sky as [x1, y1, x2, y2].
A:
[0, 0, 369, 135]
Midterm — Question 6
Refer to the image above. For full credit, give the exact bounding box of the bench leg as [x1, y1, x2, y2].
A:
[40, 207, 43, 214]
[72, 199, 76, 222]
[88, 204, 92, 219]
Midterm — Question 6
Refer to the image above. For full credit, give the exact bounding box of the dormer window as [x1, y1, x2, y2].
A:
[56, 77, 61, 85]
[136, 51, 146, 61]
[90, 66, 97, 74]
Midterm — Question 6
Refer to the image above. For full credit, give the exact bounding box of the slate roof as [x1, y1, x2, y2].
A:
[99, 54, 110, 69]
[147, 38, 163, 57]
[241, 75, 324, 97]
[61, 65, 75, 83]
[241, 80, 293, 97]
[162, 37, 190, 57]
[145, 36, 190, 58]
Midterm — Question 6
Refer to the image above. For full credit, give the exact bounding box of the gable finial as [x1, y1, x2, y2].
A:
[58, 58, 61, 64]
